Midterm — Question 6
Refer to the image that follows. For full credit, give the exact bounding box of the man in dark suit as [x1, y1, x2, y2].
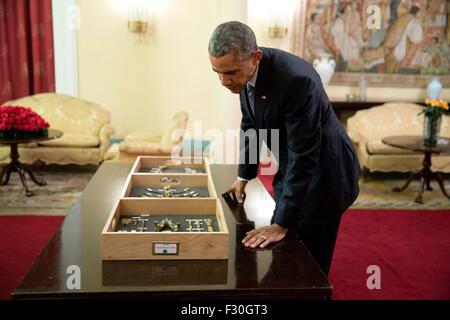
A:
[208, 21, 360, 276]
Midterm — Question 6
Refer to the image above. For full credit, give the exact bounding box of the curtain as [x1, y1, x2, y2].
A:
[0, 0, 55, 105]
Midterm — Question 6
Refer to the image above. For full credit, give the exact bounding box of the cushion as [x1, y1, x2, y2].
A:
[19, 142, 39, 148]
[124, 132, 162, 142]
[38, 133, 100, 148]
[119, 140, 181, 155]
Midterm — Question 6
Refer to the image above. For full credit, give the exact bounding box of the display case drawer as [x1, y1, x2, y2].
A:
[101, 198, 229, 260]
[131, 156, 209, 175]
[121, 174, 217, 199]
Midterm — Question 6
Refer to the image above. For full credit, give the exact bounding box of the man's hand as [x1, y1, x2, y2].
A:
[222, 179, 248, 204]
[242, 224, 288, 248]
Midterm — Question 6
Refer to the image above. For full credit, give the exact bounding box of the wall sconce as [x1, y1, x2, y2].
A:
[268, 26, 288, 38]
[128, 0, 149, 34]
[267, 0, 294, 39]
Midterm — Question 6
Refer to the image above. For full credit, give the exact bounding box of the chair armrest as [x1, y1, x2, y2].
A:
[98, 124, 116, 156]
[346, 115, 364, 144]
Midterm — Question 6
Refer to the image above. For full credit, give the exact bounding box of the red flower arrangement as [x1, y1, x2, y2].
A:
[0, 106, 49, 139]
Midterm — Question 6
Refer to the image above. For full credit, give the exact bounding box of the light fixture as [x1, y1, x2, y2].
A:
[266, 0, 295, 39]
[128, 0, 149, 34]
[268, 26, 288, 38]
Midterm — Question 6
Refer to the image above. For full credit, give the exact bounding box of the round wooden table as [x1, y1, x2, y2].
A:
[382, 135, 450, 204]
[0, 129, 63, 196]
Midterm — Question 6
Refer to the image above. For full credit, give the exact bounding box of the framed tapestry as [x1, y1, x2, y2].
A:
[293, 0, 450, 87]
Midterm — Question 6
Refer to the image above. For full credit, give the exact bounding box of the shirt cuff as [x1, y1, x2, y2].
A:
[237, 176, 249, 182]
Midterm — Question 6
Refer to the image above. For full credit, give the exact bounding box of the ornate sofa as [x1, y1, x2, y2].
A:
[346, 102, 450, 176]
[117, 111, 189, 161]
[0, 93, 115, 165]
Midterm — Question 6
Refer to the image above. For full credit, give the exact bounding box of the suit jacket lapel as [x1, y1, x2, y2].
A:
[254, 49, 271, 129]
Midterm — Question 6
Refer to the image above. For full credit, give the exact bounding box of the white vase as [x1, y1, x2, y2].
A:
[313, 53, 336, 88]
[427, 76, 442, 99]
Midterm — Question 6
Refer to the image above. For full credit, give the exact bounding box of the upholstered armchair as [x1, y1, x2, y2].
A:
[346, 102, 450, 176]
[118, 111, 189, 160]
[0, 93, 115, 165]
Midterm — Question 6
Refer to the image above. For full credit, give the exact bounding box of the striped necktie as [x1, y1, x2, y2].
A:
[246, 83, 255, 118]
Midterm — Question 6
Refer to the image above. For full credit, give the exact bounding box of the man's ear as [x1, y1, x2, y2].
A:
[252, 50, 263, 63]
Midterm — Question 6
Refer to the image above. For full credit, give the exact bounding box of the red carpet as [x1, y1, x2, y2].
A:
[330, 209, 450, 300]
[258, 170, 450, 300]
[0, 216, 64, 300]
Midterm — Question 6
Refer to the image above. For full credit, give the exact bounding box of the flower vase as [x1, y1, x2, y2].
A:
[423, 114, 442, 146]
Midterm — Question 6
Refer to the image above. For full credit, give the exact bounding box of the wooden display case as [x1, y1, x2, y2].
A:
[131, 156, 210, 175]
[102, 156, 228, 261]
[101, 198, 229, 260]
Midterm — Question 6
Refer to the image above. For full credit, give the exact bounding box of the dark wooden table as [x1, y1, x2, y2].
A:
[0, 129, 63, 196]
[331, 101, 425, 122]
[382, 135, 450, 204]
[12, 163, 332, 300]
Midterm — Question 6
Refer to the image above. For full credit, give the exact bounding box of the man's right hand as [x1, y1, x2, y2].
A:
[222, 179, 248, 204]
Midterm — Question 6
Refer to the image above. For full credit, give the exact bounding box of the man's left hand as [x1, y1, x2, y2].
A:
[242, 224, 288, 249]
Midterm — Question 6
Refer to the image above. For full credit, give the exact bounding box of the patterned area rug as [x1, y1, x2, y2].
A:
[352, 173, 450, 210]
[0, 165, 96, 216]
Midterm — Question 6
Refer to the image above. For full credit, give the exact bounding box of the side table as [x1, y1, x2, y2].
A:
[382, 135, 450, 204]
[0, 129, 63, 196]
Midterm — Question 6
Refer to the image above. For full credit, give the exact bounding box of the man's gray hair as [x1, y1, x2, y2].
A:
[208, 21, 258, 59]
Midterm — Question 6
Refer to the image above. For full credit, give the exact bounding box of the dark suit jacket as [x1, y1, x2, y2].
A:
[238, 47, 360, 228]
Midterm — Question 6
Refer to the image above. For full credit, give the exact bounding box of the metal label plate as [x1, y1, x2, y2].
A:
[152, 242, 179, 255]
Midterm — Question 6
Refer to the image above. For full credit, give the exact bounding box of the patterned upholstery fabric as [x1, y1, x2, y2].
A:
[347, 102, 450, 173]
[0, 93, 115, 165]
[119, 111, 189, 156]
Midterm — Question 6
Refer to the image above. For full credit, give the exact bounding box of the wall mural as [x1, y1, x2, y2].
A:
[294, 0, 450, 86]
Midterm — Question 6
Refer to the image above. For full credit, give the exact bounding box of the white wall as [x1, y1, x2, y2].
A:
[209, 0, 248, 132]
[76, 0, 249, 138]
